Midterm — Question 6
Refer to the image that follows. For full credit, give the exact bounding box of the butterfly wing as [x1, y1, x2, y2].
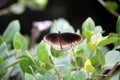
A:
[43, 33, 62, 50]
[60, 33, 83, 50]
[44, 32, 83, 51]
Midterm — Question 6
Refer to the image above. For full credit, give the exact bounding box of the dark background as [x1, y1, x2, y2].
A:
[0, 0, 119, 35]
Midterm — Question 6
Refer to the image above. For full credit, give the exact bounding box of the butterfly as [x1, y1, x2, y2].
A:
[43, 31, 83, 50]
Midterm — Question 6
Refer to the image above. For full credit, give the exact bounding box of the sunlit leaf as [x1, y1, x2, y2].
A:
[24, 73, 35, 80]
[42, 69, 58, 80]
[82, 17, 95, 32]
[37, 41, 49, 62]
[82, 29, 93, 39]
[2, 20, 20, 44]
[10, 3, 25, 14]
[71, 68, 87, 80]
[91, 33, 103, 44]
[97, 37, 119, 46]
[36, 73, 43, 80]
[55, 54, 71, 77]
[94, 26, 103, 34]
[105, 50, 120, 69]
[13, 32, 28, 50]
[87, 42, 97, 52]
[0, 43, 8, 60]
[50, 18, 74, 33]
[84, 59, 95, 73]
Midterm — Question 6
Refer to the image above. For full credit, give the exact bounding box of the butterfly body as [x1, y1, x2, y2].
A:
[43, 31, 83, 50]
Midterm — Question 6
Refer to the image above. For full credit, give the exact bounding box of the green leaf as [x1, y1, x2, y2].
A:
[96, 49, 105, 66]
[10, 3, 25, 15]
[0, 43, 9, 77]
[55, 54, 71, 77]
[105, 1, 119, 11]
[114, 36, 120, 46]
[86, 65, 95, 73]
[116, 16, 120, 33]
[37, 41, 49, 62]
[63, 67, 71, 80]
[90, 56, 98, 66]
[0, 58, 25, 72]
[76, 40, 90, 59]
[97, 37, 119, 46]
[82, 17, 95, 32]
[0, 60, 8, 78]
[0, 43, 8, 60]
[35, 73, 43, 80]
[2, 20, 20, 44]
[50, 18, 74, 33]
[82, 29, 93, 39]
[19, 55, 36, 74]
[24, 73, 35, 80]
[27, 0, 48, 10]
[13, 32, 28, 50]
[87, 42, 97, 52]
[0, 57, 3, 64]
[90, 48, 107, 67]
[91, 33, 103, 44]
[42, 69, 58, 80]
[0, 36, 4, 45]
[84, 59, 95, 73]
[94, 26, 103, 34]
[51, 47, 65, 57]
[71, 68, 87, 80]
[37, 62, 52, 75]
[105, 50, 120, 69]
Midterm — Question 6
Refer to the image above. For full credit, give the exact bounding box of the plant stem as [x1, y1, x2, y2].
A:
[72, 49, 79, 72]
[103, 62, 120, 80]
[49, 56, 62, 80]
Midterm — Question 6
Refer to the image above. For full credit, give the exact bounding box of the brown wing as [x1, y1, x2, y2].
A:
[43, 33, 62, 50]
[44, 32, 83, 51]
[60, 33, 83, 50]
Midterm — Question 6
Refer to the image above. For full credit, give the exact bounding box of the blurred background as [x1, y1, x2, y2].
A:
[0, 0, 120, 35]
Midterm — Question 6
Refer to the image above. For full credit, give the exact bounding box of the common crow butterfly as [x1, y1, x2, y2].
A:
[43, 31, 83, 50]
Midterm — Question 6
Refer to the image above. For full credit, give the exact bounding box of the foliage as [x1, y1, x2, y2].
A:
[98, 0, 119, 17]
[0, 0, 48, 15]
[0, 17, 120, 80]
